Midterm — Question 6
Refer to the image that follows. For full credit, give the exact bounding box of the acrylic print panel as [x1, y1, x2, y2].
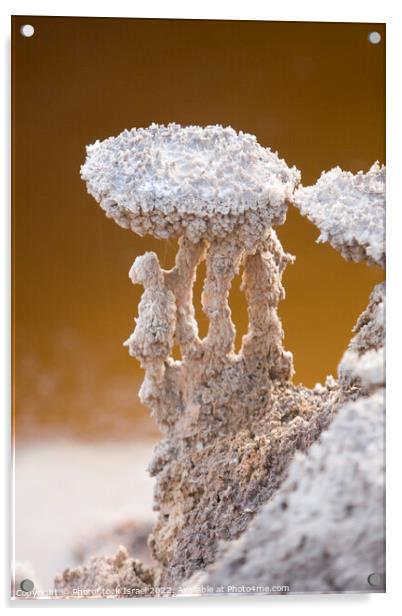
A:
[12, 16, 385, 599]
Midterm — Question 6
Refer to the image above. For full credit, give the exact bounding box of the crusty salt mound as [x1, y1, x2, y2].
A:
[191, 389, 385, 594]
[81, 123, 300, 246]
[294, 163, 385, 267]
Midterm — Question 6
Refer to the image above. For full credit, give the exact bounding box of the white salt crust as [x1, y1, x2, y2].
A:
[294, 163, 385, 267]
[81, 123, 300, 245]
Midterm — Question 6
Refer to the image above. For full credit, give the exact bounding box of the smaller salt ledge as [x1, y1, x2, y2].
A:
[294, 163, 385, 267]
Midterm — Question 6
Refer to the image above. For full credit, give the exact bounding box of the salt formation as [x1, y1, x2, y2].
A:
[54, 132, 385, 597]
[81, 123, 300, 419]
[79, 124, 335, 588]
[294, 163, 385, 267]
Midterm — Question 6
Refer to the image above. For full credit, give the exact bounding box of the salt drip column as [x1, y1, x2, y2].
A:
[164, 237, 206, 359]
[125, 238, 209, 430]
[201, 235, 244, 364]
[126, 227, 295, 429]
[241, 230, 294, 380]
[124, 252, 177, 408]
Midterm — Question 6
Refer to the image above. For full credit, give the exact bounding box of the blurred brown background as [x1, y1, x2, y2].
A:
[12, 17, 385, 440]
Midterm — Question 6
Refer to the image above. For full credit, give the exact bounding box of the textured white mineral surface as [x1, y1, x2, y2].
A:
[294, 163, 385, 266]
[81, 123, 300, 246]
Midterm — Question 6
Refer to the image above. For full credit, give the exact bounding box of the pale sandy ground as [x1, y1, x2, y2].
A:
[13, 439, 157, 593]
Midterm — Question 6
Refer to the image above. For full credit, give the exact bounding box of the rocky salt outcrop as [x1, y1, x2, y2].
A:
[148, 380, 342, 587]
[190, 387, 385, 594]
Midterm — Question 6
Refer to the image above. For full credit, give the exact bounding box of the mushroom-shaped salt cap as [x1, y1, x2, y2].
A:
[294, 163, 385, 268]
[81, 123, 300, 247]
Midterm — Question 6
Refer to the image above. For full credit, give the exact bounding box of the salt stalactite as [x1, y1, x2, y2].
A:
[124, 252, 177, 406]
[201, 235, 244, 361]
[241, 230, 294, 380]
[164, 237, 206, 359]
